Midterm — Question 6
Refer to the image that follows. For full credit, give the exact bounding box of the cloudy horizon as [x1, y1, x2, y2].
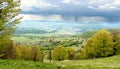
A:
[20, 0, 120, 22]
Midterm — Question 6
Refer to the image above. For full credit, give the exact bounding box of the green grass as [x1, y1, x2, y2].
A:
[0, 55, 120, 69]
[0, 59, 58, 69]
[53, 55, 120, 69]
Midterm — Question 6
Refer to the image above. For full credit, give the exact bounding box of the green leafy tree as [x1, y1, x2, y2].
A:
[0, 0, 21, 55]
[81, 38, 95, 59]
[82, 30, 114, 59]
[67, 47, 75, 60]
[111, 31, 120, 55]
[52, 46, 68, 61]
[2, 40, 21, 59]
[18, 46, 31, 60]
[30, 46, 44, 62]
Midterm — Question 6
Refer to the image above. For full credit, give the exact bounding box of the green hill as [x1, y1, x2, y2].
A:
[54, 55, 120, 69]
[0, 55, 120, 69]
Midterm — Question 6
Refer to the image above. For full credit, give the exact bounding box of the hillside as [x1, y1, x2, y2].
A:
[0, 59, 58, 69]
[0, 55, 120, 69]
[54, 55, 120, 69]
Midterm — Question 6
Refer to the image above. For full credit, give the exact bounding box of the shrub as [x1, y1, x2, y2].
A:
[52, 46, 68, 61]
[82, 30, 114, 59]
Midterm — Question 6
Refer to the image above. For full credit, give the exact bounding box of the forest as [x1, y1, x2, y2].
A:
[1, 29, 120, 61]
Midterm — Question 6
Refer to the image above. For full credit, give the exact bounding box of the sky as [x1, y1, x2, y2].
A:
[20, 0, 120, 22]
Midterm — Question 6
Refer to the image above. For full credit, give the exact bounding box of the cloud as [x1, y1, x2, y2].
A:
[78, 17, 107, 22]
[62, 0, 83, 5]
[114, 0, 120, 5]
[88, 0, 120, 11]
[20, 14, 62, 21]
[62, 0, 71, 3]
[21, 0, 59, 11]
[20, 0, 120, 22]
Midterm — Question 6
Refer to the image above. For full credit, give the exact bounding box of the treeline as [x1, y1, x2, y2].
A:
[0, 41, 81, 62]
[14, 36, 83, 47]
[0, 29, 120, 62]
[51, 30, 120, 60]
[2, 41, 44, 62]
[80, 29, 120, 39]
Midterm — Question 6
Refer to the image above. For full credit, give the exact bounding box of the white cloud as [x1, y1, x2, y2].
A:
[88, 5, 94, 9]
[98, 0, 120, 10]
[88, 0, 96, 4]
[62, 0, 71, 3]
[98, 4, 115, 10]
[21, 0, 120, 12]
[20, 14, 62, 21]
[78, 16, 107, 22]
[21, 0, 59, 11]
[114, 0, 120, 5]
[62, 0, 81, 5]
[88, 0, 120, 11]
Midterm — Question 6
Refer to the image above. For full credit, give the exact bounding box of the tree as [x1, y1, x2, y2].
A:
[81, 38, 95, 59]
[30, 46, 44, 62]
[52, 46, 68, 61]
[47, 47, 52, 62]
[111, 31, 120, 55]
[67, 47, 75, 60]
[2, 40, 21, 59]
[17, 46, 31, 60]
[82, 30, 114, 59]
[0, 0, 21, 55]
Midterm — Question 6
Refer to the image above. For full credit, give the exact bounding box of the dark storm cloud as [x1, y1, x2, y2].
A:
[21, 0, 120, 22]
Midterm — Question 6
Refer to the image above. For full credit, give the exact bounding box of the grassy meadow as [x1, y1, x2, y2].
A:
[0, 55, 120, 69]
[0, 59, 58, 69]
[54, 55, 120, 69]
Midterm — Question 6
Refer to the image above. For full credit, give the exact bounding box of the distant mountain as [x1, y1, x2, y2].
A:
[15, 20, 120, 35]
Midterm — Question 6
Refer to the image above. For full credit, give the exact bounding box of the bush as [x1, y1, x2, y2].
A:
[81, 30, 114, 59]
[52, 46, 68, 61]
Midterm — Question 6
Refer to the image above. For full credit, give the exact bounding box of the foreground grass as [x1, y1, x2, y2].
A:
[0, 55, 120, 69]
[54, 55, 120, 69]
[0, 59, 58, 69]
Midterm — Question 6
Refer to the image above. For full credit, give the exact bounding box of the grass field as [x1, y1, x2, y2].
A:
[54, 55, 120, 69]
[0, 55, 120, 69]
[0, 59, 58, 69]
